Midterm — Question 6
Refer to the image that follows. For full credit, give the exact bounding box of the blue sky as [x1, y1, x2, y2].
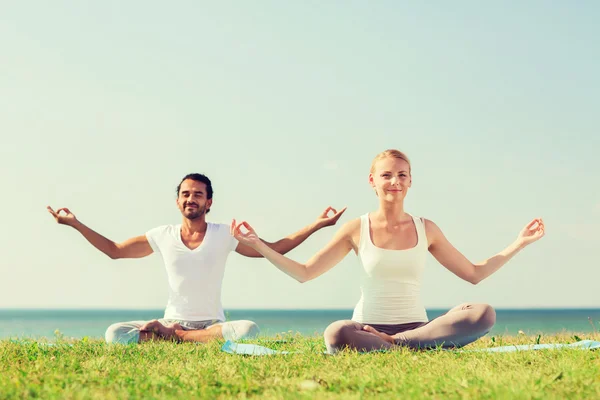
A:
[1, 2, 598, 310]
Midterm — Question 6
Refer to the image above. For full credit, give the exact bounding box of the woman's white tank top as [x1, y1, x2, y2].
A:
[351, 213, 429, 324]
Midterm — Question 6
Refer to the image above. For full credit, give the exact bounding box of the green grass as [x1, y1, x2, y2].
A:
[1, 333, 598, 399]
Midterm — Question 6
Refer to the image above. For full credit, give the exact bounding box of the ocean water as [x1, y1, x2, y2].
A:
[1, 309, 599, 340]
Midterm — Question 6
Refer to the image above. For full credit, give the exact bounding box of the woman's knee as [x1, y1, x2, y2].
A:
[323, 320, 359, 348]
[450, 303, 496, 333]
[477, 304, 496, 331]
[461, 303, 496, 331]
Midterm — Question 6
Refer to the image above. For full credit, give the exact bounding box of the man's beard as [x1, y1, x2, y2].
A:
[184, 204, 206, 220]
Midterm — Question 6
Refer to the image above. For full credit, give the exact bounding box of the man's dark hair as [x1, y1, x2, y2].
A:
[176, 173, 214, 200]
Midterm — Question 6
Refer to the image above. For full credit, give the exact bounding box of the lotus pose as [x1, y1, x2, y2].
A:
[232, 150, 545, 353]
[48, 173, 345, 344]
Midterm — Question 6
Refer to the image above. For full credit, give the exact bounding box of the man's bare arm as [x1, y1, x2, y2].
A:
[234, 206, 347, 258]
[47, 206, 153, 259]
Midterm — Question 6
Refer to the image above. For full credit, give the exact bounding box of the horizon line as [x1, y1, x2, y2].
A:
[2, 307, 599, 311]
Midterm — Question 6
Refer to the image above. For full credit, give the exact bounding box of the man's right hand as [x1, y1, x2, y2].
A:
[47, 206, 79, 227]
[46, 206, 152, 259]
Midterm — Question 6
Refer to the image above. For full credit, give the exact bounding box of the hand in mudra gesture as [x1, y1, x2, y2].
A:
[47, 206, 78, 227]
[517, 218, 545, 247]
[315, 206, 347, 228]
[231, 220, 261, 248]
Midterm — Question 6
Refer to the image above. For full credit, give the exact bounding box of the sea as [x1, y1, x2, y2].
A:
[1, 309, 599, 340]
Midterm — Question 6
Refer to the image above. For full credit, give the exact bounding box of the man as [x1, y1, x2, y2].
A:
[47, 173, 345, 344]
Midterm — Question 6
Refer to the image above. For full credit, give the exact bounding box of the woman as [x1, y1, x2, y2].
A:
[232, 149, 545, 353]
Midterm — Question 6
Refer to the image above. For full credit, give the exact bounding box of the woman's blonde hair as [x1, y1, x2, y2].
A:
[370, 149, 411, 173]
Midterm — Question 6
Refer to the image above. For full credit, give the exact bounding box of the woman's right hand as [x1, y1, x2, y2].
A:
[516, 218, 545, 248]
[47, 206, 79, 227]
[231, 219, 262, 249]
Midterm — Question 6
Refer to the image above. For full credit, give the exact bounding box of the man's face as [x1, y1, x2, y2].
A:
[176, 179, 212, 220]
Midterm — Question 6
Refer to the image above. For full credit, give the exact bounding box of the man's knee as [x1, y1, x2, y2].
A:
[221, 320, 260, 341]
[105, 322, 140, 344]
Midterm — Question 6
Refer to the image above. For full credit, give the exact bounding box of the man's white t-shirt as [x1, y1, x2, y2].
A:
[145, 223, 239, 322]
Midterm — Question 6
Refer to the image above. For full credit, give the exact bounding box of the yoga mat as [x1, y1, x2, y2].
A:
[221, 340, 600, 356]
[221, 340, 292, 355]
[472, 340, 600, 353]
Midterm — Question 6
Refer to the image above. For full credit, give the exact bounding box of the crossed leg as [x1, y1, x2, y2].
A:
[105, 319, 260, 344]
[324, 303, 496, 353]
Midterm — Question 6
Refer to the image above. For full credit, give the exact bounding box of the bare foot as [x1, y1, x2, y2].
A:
[363, 325, 395, 344]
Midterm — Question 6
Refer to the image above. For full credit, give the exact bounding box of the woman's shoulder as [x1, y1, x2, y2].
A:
[416, 217, 445, 244]
[343, 216, 362, 229]
[413, 216, 436, 229]
[337, 216, 362, 237]
[419, 217, 439, 229]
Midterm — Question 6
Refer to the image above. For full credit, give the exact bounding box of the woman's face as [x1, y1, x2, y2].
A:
[369, 157, 412, 201]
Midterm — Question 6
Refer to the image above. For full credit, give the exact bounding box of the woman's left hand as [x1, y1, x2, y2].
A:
[231, 219, 262, 248]
[517, 218, 545, 247]
[363, 325, 395, 344]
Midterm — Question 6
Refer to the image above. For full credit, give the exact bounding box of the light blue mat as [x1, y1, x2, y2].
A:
[222, 340, 293, 355]
[221, 340, 600, 356]
[472, 340, 600, 353]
